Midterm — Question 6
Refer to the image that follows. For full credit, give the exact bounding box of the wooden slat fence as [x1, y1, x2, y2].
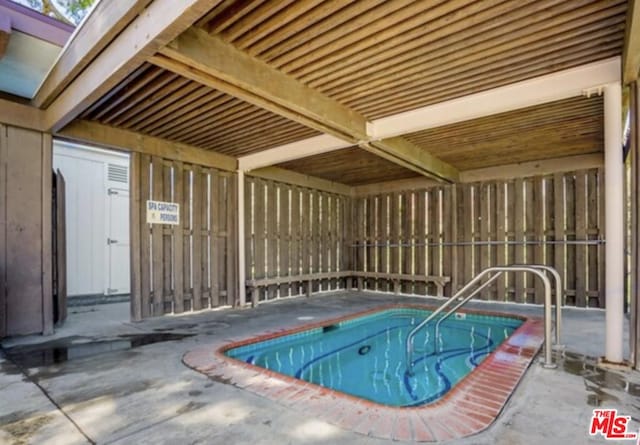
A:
[245, 175, 351, 304]
[130, 153, 237, 320]
[353, 168, 605, 307]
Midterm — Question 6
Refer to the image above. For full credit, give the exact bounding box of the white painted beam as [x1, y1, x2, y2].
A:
[368, 57, 621, 139]
[242, 59, 620, 171]
[237, 170, 246, 307]
[604, 81, 625, 364]
[238, 134, 350, 171]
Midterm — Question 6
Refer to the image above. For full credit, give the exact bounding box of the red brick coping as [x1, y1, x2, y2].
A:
[183, 304, 544, 442]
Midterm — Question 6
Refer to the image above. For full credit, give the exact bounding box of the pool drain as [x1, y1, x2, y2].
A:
[358, 345, 372, 355]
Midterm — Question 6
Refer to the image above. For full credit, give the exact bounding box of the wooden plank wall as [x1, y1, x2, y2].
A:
[130, 153, 237, 320]
[245, 175, 351, 304]
[0, 124, 54, 337]
[353, 168, 605, 308]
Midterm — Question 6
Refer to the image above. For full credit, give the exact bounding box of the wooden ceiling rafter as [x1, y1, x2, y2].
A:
[63, 0, 629, 186]
[277, 146, 421, 187]
[328, 12, 625, 103]
[360, 49, 621, 119]
[304, 0, 622, 94]
[43, 0, 228, 132]
[153, 26, 460, 182]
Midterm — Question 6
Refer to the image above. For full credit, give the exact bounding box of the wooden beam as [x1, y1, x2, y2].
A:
[157, 26, 457, 181]
[353, 153, 604, 196]
[155, 27, 368, 142]
[57, 120, 237, 171]
[624, 0, 640, 84]
[352, 177, 439, 196]
[238, 134, 351, 171]
[459, 153, 604, 183]
[368, 58, 620, 139]
[363, 137, 459, 183]
[248, 166, 352, 196]
[33, 0, 152, 108]
[44, 0, 223, 132]
[0, 13, 10, 60]
[0, 97, 46, 131]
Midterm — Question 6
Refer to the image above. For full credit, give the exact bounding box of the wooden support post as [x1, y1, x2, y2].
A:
[130, 153, 142, 321]
[41, 134, 53, 335]
[173, 162, 185, 313]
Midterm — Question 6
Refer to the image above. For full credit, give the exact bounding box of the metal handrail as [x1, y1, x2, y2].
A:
[432, 264, 564, 351]
[511, 264, 563, 346]
[405, 266, 557, 376]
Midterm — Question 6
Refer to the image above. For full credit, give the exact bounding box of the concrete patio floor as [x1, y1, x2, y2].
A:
[1, 291, 639, 445]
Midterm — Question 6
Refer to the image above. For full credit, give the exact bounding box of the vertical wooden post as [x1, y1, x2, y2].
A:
[365, 196, 375, 290]
[514, 178, 525, 302]
[130, 152, 142, 321]
[463, 186, 473, 293]
[151, 156, 164, 315]
[480, 183, 490, 300]
[291, 186, 301, 294]
[587, 171, 598, 307]
[301, 189, 310, 290]
[534, 176, 546, 304]
[279, 183, 290, 297]
[524, 179, 535, 302]
[173, 162, 185, 313]
[553, 173, 566, 308]
[320, 192, 329, 289]
[266, 183, 277, 298]
[254, 180, 265, 303]
[496, 182, 506, 300]
[191, 167, 203, 311]
[575, 170, 587, 307]
[416, 190, 427, 295]
[379, 194, 389, 292]
[403, 191, 413, 294]
[140, 155, 151, 317]
[41, 134, 53, 335]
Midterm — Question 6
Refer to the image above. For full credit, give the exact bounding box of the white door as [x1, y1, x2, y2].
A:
[107, 188, 130, 295]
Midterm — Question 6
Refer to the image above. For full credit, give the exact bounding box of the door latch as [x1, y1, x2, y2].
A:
[107, 238, 118, 244]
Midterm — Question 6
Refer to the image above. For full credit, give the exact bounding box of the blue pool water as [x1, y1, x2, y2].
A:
[225, 308, 523, 407]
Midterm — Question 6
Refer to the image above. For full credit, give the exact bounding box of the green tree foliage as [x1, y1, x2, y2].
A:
[16, 0, 96, 25]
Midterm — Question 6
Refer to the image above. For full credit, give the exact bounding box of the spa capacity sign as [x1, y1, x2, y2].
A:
[146, 200, 180, 225]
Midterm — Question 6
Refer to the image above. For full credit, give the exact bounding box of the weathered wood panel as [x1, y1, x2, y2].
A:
[352, 169, 604, 307]
[246, 175, 349, 304]
[0, 125, 54, 336]
[54, 170, 67, 325]
[131, 155, 237, 319]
